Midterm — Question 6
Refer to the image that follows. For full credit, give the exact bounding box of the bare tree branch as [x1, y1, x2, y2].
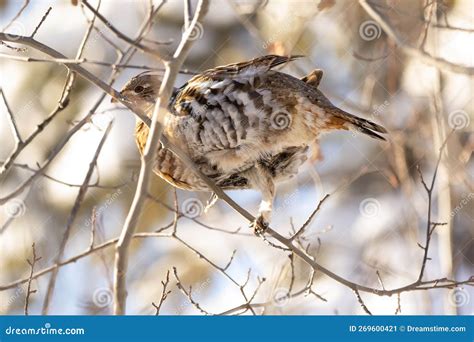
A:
[151, 270, 171, 315]
[24, 243, 41, 315]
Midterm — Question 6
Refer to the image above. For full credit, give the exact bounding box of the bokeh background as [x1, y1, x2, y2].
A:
[0, 0, 473, 315]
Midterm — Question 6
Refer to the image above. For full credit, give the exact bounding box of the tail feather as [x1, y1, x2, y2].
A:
[311, 87, 387, 141]
[333, 111, 388, 141]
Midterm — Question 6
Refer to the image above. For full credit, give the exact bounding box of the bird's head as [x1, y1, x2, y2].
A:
[112, 71, 163, 111]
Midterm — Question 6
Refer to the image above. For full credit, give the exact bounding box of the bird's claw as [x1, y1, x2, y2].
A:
[250, 216, 268, 236]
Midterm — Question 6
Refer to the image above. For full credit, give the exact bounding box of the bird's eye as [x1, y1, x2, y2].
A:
[134, 85, 145, 93]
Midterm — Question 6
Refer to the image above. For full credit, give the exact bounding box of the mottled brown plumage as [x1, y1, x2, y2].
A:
[119, 55, 387, 233]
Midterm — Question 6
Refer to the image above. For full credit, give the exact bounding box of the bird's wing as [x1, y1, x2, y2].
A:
[169, 55, 302, 116]
[169, 55, 305, 172]
[200, 54, 303, 79]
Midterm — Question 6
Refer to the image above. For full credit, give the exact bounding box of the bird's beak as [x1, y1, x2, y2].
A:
[111, 92, 128, 104]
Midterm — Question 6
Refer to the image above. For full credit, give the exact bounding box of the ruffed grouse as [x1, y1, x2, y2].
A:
[118, 55, 387, 233]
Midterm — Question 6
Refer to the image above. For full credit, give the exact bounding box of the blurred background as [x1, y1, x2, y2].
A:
[0, 0, 473, 315]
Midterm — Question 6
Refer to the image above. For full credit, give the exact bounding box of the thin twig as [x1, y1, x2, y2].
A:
[30, 7, 52, 38]
[152, 270, 171, 315]
[25, 243, 41, 315]
[2, 0, 30, 31]
[173, 267, 212, 315]
[354, 289, 372, 315]
[290, 194, 330, 241]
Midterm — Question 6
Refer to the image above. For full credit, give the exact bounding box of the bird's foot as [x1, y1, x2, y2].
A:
[250, 216, 268, 236]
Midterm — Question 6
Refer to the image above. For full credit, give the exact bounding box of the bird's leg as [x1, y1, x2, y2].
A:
[244, 164, 275, 235]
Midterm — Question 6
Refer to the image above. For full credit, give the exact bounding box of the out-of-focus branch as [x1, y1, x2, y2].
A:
[2, 0, 30, 31]
[82, 0, 167, 61]
[5, 160, 130, 189]
[0, 89, 22, 145]
[359, 0, 474, 75]
[0, 53, 198, 73]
